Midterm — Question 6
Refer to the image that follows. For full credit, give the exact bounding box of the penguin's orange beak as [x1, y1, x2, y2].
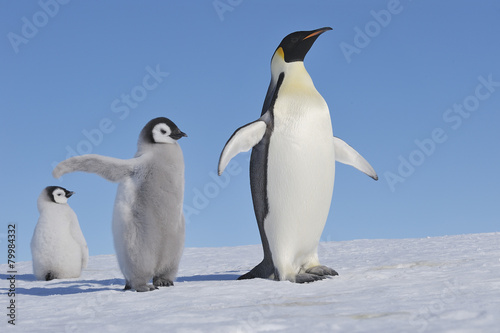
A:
[303, 27, 332, 40]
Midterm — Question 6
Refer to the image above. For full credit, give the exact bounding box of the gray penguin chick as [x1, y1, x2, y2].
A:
[53, 117, 187, 292]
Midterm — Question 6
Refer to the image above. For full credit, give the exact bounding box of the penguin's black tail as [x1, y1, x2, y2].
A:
[237, 260, 274, 280]
[237, 271, 257, 280]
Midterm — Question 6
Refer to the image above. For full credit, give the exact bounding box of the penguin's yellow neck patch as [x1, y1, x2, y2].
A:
[276, 47, 284, 59]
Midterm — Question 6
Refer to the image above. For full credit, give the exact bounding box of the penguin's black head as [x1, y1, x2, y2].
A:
[275, 27, 332, 63]
[140, 117, 187, 144]
[45, 186, 74, 204]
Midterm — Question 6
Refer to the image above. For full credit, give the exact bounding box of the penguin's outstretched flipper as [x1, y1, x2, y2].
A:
[333, 137, 378, 180]
[53, 154, 138, 182]
[218, 120, 267, 175]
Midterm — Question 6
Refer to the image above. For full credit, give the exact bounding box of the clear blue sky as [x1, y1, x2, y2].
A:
[2, 1, 499, 262]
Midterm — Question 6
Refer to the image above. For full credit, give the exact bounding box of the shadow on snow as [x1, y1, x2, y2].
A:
[177, 273, 240, 282]
[2, 273, 241, 296]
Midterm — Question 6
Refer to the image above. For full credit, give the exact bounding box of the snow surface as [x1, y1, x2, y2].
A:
[2, 233, 500, 332]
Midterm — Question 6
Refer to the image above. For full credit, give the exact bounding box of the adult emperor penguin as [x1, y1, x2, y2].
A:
[218, 27, 378, 283]
[31, 186, 88, 281]
[53, 117, 187, 292]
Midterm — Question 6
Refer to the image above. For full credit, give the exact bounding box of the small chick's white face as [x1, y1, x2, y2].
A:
[152, 123, 176, 144]
[52, 188, 69, 204]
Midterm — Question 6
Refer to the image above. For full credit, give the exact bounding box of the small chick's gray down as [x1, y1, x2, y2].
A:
[31, 186, 88, 281]
[53, 117, 187, 292]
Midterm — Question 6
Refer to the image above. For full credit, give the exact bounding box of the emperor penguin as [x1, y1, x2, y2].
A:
[31, 186, 88, 281]
[218, 27, 378, 283]
[53, 117, 187, 292]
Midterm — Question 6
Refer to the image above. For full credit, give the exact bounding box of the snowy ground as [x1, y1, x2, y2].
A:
[2, 233, 500, 332]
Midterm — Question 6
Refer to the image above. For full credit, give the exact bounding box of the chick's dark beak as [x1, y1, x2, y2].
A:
[171, 131, 188, 140]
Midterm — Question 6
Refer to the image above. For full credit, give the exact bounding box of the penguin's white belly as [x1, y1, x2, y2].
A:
[264, 106, 335, 272]
[31, 219, 83, 279]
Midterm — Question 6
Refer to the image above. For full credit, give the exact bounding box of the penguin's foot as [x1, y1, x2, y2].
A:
[123, 283, 131, 291]
[306, 265, 339, 277]
[45, 272, 56, 281]
[294, 273, 327, 284]
[153, 276, 174, 287]
[134, 284, 158, 292]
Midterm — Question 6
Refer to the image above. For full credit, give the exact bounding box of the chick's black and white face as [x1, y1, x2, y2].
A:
[140, 117, 187, 145]
[152, 123, 174, 144]
[152, 122, 187, 144]
[51, 187, 73, 204]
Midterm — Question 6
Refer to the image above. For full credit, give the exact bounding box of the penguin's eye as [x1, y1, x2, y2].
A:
[160, 129, 167, 135]
[291, 37, 299, 43]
